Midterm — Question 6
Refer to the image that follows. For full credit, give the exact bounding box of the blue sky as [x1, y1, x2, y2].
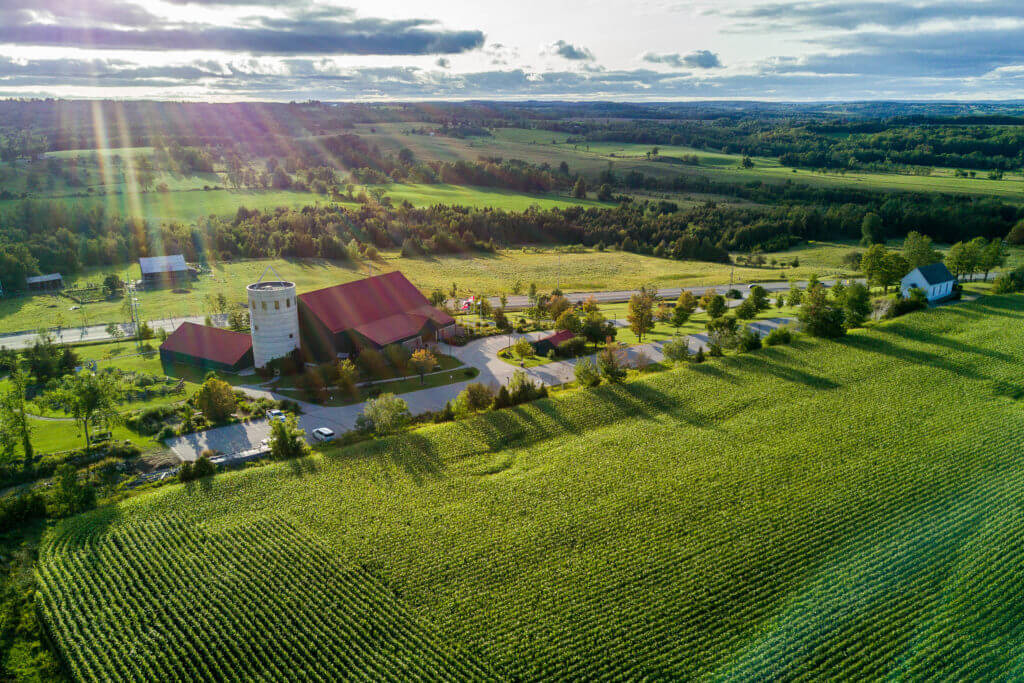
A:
[1, 0, 1023, 100]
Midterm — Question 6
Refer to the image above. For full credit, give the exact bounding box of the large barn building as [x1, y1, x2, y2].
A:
[159, 322, 254, 372]
[297, 271, 455, 361]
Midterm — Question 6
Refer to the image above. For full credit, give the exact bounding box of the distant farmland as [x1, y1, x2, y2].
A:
[39, 293, 1024, 680]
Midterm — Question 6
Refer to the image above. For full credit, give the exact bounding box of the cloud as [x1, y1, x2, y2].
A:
[723, 0, 1024, 31]
[0, 3, 486, 55]
[642, 50, 722, 69]
[546, 40, 595, 61]
[9, 55, 1017, 101]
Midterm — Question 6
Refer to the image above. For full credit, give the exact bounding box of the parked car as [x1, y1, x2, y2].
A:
[311, 427, 335, 442]
[266, 409, 286, 422]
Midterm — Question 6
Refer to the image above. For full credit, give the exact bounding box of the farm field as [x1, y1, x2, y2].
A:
[38, 293, 1024, 679]
[357, 124, 1024, 201]
[0, 182, 601, 226]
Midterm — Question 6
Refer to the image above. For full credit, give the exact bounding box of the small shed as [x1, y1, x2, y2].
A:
[26, 273, 64, 292]
[159, 322, 254, 372]
[139, 255, 190, 286]
[532, 329, 576, 356]
[901, 263, 956, 303]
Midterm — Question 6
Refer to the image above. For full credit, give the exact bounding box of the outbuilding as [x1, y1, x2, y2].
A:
[26, 273, 64, 292]
[901, 262, 957, 303]
[297, 271, 455, 361]
[532, 329, 576, 356]
[139, 255, 191, 287]
[159, 322, 254, 372]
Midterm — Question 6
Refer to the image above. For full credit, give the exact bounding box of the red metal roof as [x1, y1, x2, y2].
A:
[160, 322, 253, 366]
[298, 271, 454, 345]
[541, 329, 577, 347]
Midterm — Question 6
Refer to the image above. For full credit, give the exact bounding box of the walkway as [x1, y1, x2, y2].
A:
[166, 317, 794, 462]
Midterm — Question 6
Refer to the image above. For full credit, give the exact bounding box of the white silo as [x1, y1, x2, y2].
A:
[248, 269, 300, 368]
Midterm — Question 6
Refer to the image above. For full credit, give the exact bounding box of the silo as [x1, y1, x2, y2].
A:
[247, 275, 300, 368]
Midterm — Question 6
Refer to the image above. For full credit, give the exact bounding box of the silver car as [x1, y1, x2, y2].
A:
[311, 427, 336, 442]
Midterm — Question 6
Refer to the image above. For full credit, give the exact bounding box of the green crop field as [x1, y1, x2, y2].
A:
[37, 293, 1024, 679]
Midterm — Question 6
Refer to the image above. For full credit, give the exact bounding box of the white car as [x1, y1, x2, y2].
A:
[311, 427, 336, 442]
[266, 409, 286, 422]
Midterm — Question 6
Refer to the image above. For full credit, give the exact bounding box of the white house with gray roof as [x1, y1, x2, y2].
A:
[901, 262, 956, 303]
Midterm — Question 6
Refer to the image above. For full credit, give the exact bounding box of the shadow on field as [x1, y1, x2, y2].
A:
[690, 362, 742, 385]
[382, 432, 444, 485]
[969, 298, 1024, 320]
[752, 350, 840, 389]
[883, 323, 1016, 363]
[286, 456, 319, 477]
[837, 333, 986, 382]
[319, 372, 721, 483]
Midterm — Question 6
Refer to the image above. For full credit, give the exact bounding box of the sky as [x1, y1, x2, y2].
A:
[0, 0, 1023, 101]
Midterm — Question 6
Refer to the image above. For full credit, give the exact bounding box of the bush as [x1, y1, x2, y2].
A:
[598, 344, 626, 383]
[180, 455, 216, 482]
[992, 266, 1024, 294]
[764, 326, 793, 346]
[725, 289, 742, 300]
[574, 357, 601, 387]
[737, 326, 763, 353]
[556, 335, 586, 358]
[662, 337, 691, 363]
[0, 491, 46, 533]
[357, 393, 411, 436]
[107, 442, 141, 459]
[357, 348, 389, 379]
[886, 288, 928, 319]
[455, 383, 494, 415]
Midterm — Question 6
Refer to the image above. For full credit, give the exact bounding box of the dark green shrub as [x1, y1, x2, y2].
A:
[764, 326, 793, 346]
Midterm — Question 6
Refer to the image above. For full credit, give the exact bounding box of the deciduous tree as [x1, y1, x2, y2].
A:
[194, 374, 236, 423]
[627, 290, 655, 342]
[410, 349, 436, 384]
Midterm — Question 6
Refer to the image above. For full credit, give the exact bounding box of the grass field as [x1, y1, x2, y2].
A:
[0, 182, 602, 226]
[358, 124, 1024, 201]
[37, 293, 1024, 679]
[0, 244, 863, 334]
[3, 241, 1018, 335]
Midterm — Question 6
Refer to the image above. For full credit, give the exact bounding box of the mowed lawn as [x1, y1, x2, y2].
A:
[4, 241, 1019, 335]
[38, 293, 1024, 680]
[0, 247, 845, 334]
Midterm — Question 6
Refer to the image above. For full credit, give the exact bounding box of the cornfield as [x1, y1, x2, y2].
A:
[37, 295, 1024, 680]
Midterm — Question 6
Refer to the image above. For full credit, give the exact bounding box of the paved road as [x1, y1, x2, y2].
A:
[0, 313, 229, 350]
[166, 317, 796, 462]
[0, 278, 851, 350]
[461, 278, 856, 311]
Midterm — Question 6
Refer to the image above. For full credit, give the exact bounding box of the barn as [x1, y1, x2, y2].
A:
[26, 273, 64, 292]
[901, 263, 957, 303]
[159, 322, 254, 372]
[140, 255, 191, 287]
[297, 271, 455, 361]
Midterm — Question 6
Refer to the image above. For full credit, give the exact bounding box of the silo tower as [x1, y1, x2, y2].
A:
[247, 267, 300, 368]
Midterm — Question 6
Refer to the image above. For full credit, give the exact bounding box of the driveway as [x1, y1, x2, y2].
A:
[167, 311, 794, 462]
